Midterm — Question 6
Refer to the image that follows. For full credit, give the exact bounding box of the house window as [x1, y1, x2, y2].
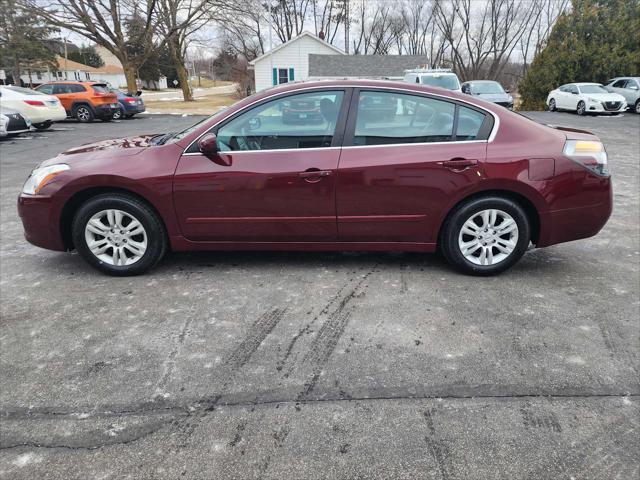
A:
[85, 72, 90, 80]
[36, 71, 42, 80]
[272, 67, 295, 86]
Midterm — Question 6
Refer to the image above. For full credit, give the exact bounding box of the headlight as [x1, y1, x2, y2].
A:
[587, 97, 598, 103]
[563, 140, 608, 176]
[22, 164, 70, 194]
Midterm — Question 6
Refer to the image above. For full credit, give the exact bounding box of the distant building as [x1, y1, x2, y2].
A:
[249, 31, 346, 92]
[249, 31, 432, 92]
[18, 55, 128, 88]
[94, 45, 167, 90]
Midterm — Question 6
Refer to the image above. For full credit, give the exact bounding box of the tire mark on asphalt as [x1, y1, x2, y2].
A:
[166, 308, 287, 453]
[154, 313, 195, 397]
[295, 266, 376, 400]
[423, 408, 455, 480]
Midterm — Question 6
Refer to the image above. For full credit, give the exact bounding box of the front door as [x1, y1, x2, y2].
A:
[336, 89, 489, 244]
[173, 89, 348, 242]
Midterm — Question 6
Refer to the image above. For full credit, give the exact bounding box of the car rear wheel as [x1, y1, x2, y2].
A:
[72, 194, 167, 276]
[548, 98, 556, 111]
[440, 196, 530, 276]
[112, 108, 123, 120]
[576, 101, 586, 116]
[73, 105, 94, 123]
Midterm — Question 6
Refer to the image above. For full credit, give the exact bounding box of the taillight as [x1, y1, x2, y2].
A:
[563, 140, 609, 176]
[124, 98, 136, 103]
[24, 100, 45, 106]
[94, 91, 105, 97]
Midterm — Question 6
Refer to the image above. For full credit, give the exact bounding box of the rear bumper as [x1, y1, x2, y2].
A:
[537, 178, 613, 247]
[17, 194, 66, 251]
[94, 104, 119, 119]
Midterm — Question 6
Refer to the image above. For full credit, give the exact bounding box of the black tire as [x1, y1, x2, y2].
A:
[73, 104, 94, 123]
[440, 196, 530, 276]
[34, 121, 52, 130]
[548, 98, 556, 111]
[125, 114, 136, 119]
[635, 99, 640, 114]
[112, 108, 123, 120]
[71, 193, 167, 276]
[576, 100, 586, 116]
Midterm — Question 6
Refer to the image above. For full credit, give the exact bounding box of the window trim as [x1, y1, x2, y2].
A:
[342, 87, 494, 148]
[182, 84, 500, 155]
[184, 88, 353, 154]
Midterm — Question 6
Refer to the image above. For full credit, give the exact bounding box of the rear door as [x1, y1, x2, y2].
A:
[52, 83, 74, 111]
[335, 88, 490, 244]
[173, 89, 350, 242]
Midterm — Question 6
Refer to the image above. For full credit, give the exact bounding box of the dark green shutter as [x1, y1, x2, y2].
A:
[273, 68, 277, 86]
[289, 68, 294, 81]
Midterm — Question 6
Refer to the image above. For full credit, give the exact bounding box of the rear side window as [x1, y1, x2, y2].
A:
[92, 85, 110, 94]
[456, 106, 486, 140]
[353, 91, 455, 146]
[70, 84, 86, 93]
[37, 85, 54, 95]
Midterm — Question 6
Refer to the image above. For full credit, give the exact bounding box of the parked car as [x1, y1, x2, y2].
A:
[18, 80, 612, 276]
[404, 69, 462, 92]
[282, 97, 323, 124]
[0, 107, 32, 137]
[109, 88, 146, 120]
[461, 80, 514, 110]
[0, 85, 67, 130]
[604, 77, 640, 113]
[34, 81, 119, 123]
[546, 83, 627, 115]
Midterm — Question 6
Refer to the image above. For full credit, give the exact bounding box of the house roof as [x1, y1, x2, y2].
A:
[53, 55, 124, 74]
[249, 31, 345, 65]
[308, 54, 431, 78]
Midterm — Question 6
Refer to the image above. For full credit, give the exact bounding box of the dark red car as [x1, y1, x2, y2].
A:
[18, 80, 612, 276]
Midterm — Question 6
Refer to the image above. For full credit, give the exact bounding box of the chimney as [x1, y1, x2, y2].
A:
[318, 31, 326, 40]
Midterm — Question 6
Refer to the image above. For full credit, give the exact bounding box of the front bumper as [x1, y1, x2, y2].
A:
[17, 194, 67, 251]
[586, 101, 627, 113]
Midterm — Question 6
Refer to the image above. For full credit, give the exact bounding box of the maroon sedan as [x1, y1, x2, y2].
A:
[18, 80, 612, 276]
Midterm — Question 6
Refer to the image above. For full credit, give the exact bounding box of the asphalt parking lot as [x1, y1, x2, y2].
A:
[1, 112, 639, 479]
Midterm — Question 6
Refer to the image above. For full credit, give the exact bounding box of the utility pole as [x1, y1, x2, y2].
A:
[344, 0, 349, 54]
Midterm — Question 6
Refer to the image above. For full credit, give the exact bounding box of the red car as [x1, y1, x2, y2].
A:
[18, 80, 612, 276]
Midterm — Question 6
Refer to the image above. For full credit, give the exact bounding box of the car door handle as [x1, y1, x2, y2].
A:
[441, 158, 478, 169]
[299, 169, 332, 182]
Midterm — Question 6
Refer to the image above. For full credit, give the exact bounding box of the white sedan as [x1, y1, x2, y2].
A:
[0, 85, 67, 130]
[546, 83, 627, 115]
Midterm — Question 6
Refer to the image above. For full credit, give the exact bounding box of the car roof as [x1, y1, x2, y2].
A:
[464, 80, 500, 84]
[573, 82, 603, 86]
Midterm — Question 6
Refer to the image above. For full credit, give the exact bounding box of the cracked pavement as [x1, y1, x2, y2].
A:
[1, 112, 639, 479]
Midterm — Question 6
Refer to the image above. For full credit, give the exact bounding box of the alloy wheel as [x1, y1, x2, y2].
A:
[84, 209, 148, 266]
[77, 107, 91, 121]
[549, 99, 556, 111]
[458, 209, 519, 266]
[635, 101, 640, 114]
[112, 109, 122, 120]
[577, 101, 586, 115]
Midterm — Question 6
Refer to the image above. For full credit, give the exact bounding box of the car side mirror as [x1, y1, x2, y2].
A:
[197, 133, 231, 166]
[505, 89, 510, 94]
[571, 91, 578, 95]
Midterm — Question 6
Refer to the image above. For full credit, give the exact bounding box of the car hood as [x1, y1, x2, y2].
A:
[583, 93, 626, 102]
[40, 135, 160, 167]
[473, 93, 512, 103]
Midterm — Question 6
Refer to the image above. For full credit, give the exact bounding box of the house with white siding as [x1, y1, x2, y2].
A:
[249, 31, 345, 92]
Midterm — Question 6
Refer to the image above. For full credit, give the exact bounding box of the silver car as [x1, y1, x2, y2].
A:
[605, 77, 640, 113]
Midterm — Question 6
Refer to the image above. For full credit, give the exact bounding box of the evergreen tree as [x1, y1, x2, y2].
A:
[68, 45, 105, 68]
[0, 0, 58, 86]
[519, 0, 640, 110]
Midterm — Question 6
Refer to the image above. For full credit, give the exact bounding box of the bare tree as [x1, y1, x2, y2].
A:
[155, 0, 218, 101]
[312, 0, 346, 44]
[433, 0, 540, 81]
[21, 0, 156, 93]
[215, 0, 266, 60]
[352, 0, 404, 55]
[268, 0, 312, 43]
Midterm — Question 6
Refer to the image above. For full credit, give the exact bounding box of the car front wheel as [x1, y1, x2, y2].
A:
[635, 99, 640, 114]
[440, 196, 530, 276]
[576, 101, 586, 116]
[548, 98, 556, 111]
[72, 194, 167, 276]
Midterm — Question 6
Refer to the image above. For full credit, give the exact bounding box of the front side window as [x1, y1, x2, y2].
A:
[216, 90, 344, 151]
[353, 91, 455, 146]
[578, 84, 607, 94]
[612, 79, 627, 88]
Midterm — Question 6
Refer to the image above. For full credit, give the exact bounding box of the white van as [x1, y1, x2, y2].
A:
[403, 69, 462, 93]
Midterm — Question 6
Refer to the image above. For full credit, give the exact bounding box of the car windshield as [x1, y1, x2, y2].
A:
[162, 117, 212, 144]
[419, 74, 460, 90]
[579, 84, 607, 94]
[470, 82, 505, 94]
[4, 85, 45, 96]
